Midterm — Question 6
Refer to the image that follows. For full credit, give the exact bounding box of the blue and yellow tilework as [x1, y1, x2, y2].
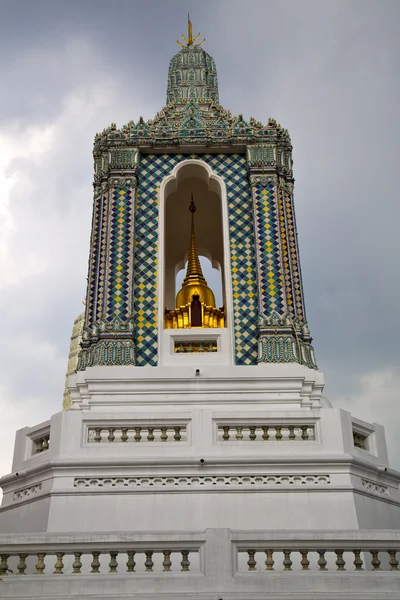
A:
[284, 190, 305, 321]
[86, 193, 103, 327]
[134, 153, 258, 366]
[252, 182, 286, 316]
[278, 188, 294, 316]
[105, 186, 134, 322]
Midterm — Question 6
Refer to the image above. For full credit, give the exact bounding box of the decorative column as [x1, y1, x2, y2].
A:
[78, 142, 139, 369]
[247, 140, 317, 369]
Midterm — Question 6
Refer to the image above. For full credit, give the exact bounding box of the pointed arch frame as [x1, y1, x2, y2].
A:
[157, 159, 234, 364]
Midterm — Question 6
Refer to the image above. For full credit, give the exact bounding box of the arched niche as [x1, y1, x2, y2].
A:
[158, 159, 234, 365]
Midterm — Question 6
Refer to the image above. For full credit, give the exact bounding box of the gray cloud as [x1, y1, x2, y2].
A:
[0, 0, 399, 482]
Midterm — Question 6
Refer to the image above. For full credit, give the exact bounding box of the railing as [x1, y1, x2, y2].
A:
[353, 429, 369, 450]
[1, 531, 400, 598]
[0, 549, 197, 576]
[233, 531, 400, 573]
[218, 424, 315, 442]
[238, 548, 398, 572]
[31, 433, 50, 454]
[87, 425, 187, 443]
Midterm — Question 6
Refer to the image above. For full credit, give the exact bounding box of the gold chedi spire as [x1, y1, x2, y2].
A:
[165, 196, 224, 329]
[184, 196, 206, 285]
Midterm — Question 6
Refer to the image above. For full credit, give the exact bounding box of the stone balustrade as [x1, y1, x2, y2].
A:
[239, 548, 398, 572]
[87, 425, 187, 443]
[233, 530, 400, 573]
[218, 424, 315, 442]
[32, 433, 50, 454]
[0, 548, 196, 576]
[353, 430, 368, 449]
[1, 530, 400, 598]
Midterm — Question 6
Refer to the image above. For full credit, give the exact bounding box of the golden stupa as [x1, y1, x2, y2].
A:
[165, 196, 225, 329]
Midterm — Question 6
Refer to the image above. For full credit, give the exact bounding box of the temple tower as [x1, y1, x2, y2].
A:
[78, 22, 315, 372]
[1, 21, 400, 600]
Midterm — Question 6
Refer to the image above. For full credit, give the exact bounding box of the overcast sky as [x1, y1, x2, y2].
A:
[0, 0, 399, 482]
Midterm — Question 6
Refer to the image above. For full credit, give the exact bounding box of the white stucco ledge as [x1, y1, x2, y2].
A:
[68, 363, 325, 408]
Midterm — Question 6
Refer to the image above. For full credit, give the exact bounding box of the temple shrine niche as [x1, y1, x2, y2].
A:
[164, 195, 225, 329]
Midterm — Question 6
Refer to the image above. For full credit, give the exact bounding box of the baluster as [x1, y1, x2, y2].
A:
[42, 436, 49, 450]
[352, 549, 363, 570]
[388, 549, 399, 570]
[283, 550, 292, 571]
[163, 550, 172, 572]
[17, 553, 28, 575]
[134, 427, 142, 442]
[174, 427, 181, 441]
[36, 439, 43, 453]
[247, 550, 257, 571]
[335, 550, 346, 571]
[35, 553, 46, 575]
[249, 426, 257, 441]
[94, 428, 102, 442]
[108, 428, 115, 442]
[265, 549, 274, 570]
[317, 550, 327, 570]
[236, 426, 243, 441]
[161, 427, 168, 442]
[181, 550, 190, 572]
[262, 426, 269, 441]
[300, 550, 309, 570]
[109, 552, 118, 573]
[370, 550, 381, 570]
[275, 426, 282, 441]
[53, 552, 65, 575]
[288, 426, 296, 440]
[121, 428, 128, 442]
[0, 554, 10, 576]
[126, 551, 136, 572]
[301, 426, 309, 440]
[72, 552, 82, 574]
[145, 551, 154, 572]
[91, 551, 101, 573]
[222, 426, 230, 441]
[147, 427, 155, 442]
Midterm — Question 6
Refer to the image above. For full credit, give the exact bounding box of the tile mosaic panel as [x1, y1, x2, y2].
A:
[105, 186, 134, 322]
[86, 193, 103, 328]
[97, 192, 109, 322]
[284, 190, 305, 321]
[252, 182, 286, 316]
[278, 188, 294, 316]
[134, 153, 258, 366]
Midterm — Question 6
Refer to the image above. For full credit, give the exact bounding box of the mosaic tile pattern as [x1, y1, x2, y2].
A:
[134, 153, 258, 366]
[278, 188, 294, 316]
[284, 190, 305, 321]
[105, 186, 133, 322]
[86, 193, 103, 327]
[252, 183, 286, 316]
[97, 192, 109, 322]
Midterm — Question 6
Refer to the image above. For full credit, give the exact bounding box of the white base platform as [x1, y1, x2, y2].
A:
[1, 364, 399, 533]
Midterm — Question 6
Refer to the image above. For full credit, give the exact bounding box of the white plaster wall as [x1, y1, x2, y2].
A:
[1, 363, 399, 537]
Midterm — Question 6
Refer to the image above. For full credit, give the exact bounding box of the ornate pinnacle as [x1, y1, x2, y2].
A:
[184, 195, 206, 285]
[177, 15, 205, 48]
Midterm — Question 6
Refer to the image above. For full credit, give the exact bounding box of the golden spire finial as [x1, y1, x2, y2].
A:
[184, 194, 207, 285]
[176, 15, 205, 48]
